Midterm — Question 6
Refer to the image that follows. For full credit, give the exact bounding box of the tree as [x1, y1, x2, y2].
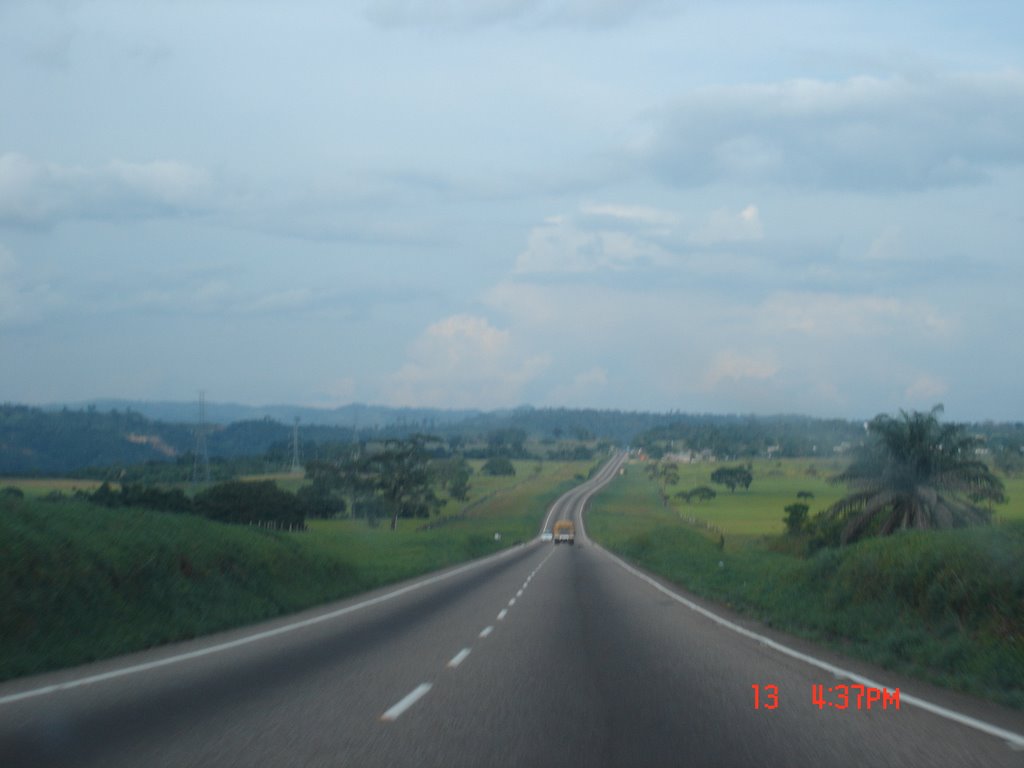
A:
[194, 480, 304, 528]
[676, 486, 716, 504]
[822, 406, 1005, 545]
[646, 460, 680, 506]
[433, 454, 473, 502]
[433, 455, 473, 495]
[710, 465, 753, 493]
[486, 429, 526, 457]
[296, 483, 346, 519]
[783, 503, 809, 535]
[357, 436, 446, 530]
[994, 441, 1024, 477]
[448, 469, 471, 501]
[482, 456, 516, 476]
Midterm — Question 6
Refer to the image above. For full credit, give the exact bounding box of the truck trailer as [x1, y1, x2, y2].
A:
[552, 519, 575, 545]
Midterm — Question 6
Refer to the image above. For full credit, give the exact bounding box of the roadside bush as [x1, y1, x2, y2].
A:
[89, 482, 192, 513]
[783, 502, 809, 535]
[481, 457, 516, 476]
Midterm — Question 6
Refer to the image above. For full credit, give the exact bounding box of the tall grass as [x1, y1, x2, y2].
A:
[0, 498, 360, 681]
[0, 460, 589, 682]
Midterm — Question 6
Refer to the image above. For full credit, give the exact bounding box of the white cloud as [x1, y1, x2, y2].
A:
[644, 71, 1024, 190]
[574, 366, 608, 387]
[415, 314, 509, 366]
[702, 350, 779, 389]
[863, 226, 907, 261]
[690, 204, 763, 244]
[365, 0, 671, 28]
[542, 366, 611, 408]
[904, 374, 948, 403]
[758, 292, 951, 338]
[0, 153, 211, 227]
[383, 314, 549, 408]
[515, 201, 771, 275]
[580, 202, 678, 228]
[314, 377, 358, 408]
[513, 214, 670, 274]
[108, 160, 209, 207]
[0, 245, 61, 327]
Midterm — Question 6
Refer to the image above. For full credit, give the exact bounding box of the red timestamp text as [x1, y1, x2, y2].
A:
[752, 683, 900, 711]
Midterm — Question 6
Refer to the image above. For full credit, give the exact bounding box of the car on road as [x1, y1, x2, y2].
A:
[540, 531, 553, 542]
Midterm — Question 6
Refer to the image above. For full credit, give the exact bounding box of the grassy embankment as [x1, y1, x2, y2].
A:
[586, 459, 1024, 709]
[0, 459, 592, 682]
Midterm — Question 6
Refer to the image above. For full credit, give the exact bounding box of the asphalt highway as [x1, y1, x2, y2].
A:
[1, 454, 1021, 767]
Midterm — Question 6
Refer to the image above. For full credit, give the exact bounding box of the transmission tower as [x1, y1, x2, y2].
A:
[290, 417, 303, 474]
[192, 391, 211, 485]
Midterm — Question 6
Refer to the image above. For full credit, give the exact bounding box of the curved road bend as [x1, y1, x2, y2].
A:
[1, 452, 1021, 767]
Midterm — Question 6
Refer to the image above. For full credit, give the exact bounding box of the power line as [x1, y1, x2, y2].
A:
[290, 417, 303, 474]
[192, 391, 210, 485]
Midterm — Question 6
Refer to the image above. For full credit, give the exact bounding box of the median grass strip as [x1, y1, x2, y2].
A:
[587, 460, 1024, 709]
[0, 460, 591, 682]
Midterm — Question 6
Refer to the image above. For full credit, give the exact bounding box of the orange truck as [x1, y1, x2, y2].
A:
[552, 519, 575, 545]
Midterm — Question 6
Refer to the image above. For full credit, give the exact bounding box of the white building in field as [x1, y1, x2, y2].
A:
[662, 450, 716, 464]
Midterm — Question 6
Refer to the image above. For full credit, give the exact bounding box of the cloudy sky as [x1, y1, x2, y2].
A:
[1, 1, 1022, 420]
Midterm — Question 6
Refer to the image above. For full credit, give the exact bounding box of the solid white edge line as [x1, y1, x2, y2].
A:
[600, 545, 1024, 751]
[540, 452, 624, 535]
[0, 544, 526, 707]
[447, 648, 472, 669]
[380, 683, 432, 721]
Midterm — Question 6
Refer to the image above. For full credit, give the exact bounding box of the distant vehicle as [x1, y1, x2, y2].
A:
[552, 520, 575, 545]
[540, 531, 554, 542]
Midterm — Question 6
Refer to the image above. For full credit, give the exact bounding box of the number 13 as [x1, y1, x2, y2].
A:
[753, 684, 779, 709]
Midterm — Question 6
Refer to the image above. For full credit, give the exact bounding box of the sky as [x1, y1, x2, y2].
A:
[1, 0, 1022, 421]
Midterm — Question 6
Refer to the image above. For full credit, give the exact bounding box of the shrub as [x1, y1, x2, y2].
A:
[194, 480, 304, 528]
[481, 457, 516, 476]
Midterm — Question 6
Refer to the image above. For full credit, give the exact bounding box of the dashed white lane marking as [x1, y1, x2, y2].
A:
[0, 544, 527, 708]
[381, 535, 561, 725]
[381, 683, 432, 721]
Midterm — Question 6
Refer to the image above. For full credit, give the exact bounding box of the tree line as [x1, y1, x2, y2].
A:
[77, 435, 523, 532]
[86, 480, 312, 529]
[4, 402, 1022, 480]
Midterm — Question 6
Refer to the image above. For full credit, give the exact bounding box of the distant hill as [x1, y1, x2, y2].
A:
[5, 400, 1020, 477]
[49, 399, 483, 429]
[0, 401, 518, 475]
[1, 405, 195, 475]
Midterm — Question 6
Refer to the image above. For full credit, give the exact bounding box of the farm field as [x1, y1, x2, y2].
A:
[631, 457, 1023, 545]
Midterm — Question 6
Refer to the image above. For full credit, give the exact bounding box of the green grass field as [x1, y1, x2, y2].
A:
[643, 458, 1023, 544]
[0, 459, 592, 682]
[587, 459, 1024, 709]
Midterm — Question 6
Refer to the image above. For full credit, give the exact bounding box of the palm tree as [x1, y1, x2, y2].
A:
[824, 406, 1005, 544]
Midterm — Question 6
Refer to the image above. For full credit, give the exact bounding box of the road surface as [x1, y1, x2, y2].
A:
[2, 454, 1021, 766]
